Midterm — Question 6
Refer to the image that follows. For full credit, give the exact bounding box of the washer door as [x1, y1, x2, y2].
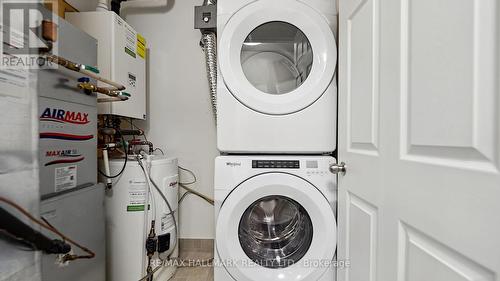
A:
[219, 0, 337, 115]
[216, 173, 337, 281]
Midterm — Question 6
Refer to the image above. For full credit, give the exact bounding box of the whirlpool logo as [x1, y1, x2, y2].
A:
[226, 162, 241, 167]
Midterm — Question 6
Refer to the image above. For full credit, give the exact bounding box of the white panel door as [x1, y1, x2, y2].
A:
[338, 0, 500, 281]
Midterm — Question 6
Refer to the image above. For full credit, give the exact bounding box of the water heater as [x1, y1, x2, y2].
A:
[66, 11, 147, 119]
[105, 155, 178, 281]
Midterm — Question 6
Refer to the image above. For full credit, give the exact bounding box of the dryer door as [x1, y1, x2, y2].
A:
[216, 173, 337, 281]
[219, 0, 337, 115]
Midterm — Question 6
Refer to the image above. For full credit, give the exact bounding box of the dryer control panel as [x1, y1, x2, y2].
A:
[252, 160, 300, 169]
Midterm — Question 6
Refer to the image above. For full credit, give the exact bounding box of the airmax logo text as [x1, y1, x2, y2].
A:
[40, 108, 90, 125]
[45, 149, 81, 157]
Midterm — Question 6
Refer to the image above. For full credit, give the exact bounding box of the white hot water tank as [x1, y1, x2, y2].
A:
[105, 155, 178, 281]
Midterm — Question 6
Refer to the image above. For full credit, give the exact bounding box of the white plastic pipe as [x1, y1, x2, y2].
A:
[102, 148, 113, 188]
[96, 0, 110, 11]
[120, 0, 168, 14]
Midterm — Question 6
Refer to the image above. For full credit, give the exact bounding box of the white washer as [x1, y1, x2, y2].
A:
[214, 156, 337, 281]
[217, 0, 338, 154]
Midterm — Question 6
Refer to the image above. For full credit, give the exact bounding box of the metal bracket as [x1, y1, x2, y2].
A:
[194, 5, 216, 32]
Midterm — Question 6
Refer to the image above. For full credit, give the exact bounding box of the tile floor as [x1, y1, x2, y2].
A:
[170, 267, 213, 281]
[170, 239, 214, 281]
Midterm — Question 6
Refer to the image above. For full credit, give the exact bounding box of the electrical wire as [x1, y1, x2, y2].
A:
[137, 156, 179, 281]
[137, 260, 172, 281]
[132, 157, 157, 220]
[178, 190, 214, 207]
[135, 155, 157, 281]
[140, 160, 178, 242]
[178, 191, 192, 204]
[0, 197, 95, 261]
[178, 166, 197, 185]
[179, 184, 214, 205]
[153, 148, 165, 155]
[147, 178, 157, 220]
[99, 129, 128, 179]
[177, 165, 213, 205]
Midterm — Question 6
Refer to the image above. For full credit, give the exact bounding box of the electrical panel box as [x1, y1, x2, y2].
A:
[66, 11, 147, 119]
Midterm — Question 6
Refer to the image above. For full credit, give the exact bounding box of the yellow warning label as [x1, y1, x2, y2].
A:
[137, 33, 146, 59]
[137, 33, 146, 45]
[137, 46, 146, 59]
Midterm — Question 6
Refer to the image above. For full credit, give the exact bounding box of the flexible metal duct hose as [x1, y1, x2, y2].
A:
[203, 0, 216, 5]
[202, 32, 217, 122]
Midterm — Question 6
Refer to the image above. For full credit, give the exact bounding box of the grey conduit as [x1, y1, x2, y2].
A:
[202, 32, 217, 122]
[201, 0, 217, 122]
[203, 0, 216, 7]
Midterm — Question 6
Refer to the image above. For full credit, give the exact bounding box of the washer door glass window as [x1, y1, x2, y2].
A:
[238, 195, 313, 268]
[241, 21, 313, 95]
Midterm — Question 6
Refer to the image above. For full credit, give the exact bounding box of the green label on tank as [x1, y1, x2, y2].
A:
[127, 205, 144, 212]
[126, 204, 151, 212]
[125, 47, 136, 58]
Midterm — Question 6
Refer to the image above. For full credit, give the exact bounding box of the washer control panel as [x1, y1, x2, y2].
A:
[305, 160, 329, 176]
[305, 170, 329, 176]
[252, 160, 300, 169]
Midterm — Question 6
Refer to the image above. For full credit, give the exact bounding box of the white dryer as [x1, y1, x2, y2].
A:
[214, 156, 337, 281]
[217, 0, 338, 154]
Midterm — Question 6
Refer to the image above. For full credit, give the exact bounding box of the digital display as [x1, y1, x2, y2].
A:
[306, 161, 318, 168]
[252, 160, 300, 169]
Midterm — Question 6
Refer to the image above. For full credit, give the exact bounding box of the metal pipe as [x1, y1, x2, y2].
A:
[79, 69, 126, 91]
[194, 0, 217, 121]
[202, 32, 217, 122]
[120, 0, 168, 14]
[119, 129, 144, 136]
[77, 82, 129, 100]
[98, 97, 128, 103]
[129, 140, 154, 154]
[96, 0, 110, 11]
[198, 0, 217, 123]
[99, 128, 117, 136]
[46, 54, 126, 91]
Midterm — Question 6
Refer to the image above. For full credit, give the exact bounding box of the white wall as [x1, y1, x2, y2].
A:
[66, 0, 217, 239]
[124, 1, 217, 239]
[65, 0, 98, 12]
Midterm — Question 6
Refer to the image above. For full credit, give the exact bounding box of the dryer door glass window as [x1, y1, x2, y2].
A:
[241, 21, 313, 95]
[238, 195, 313, 268]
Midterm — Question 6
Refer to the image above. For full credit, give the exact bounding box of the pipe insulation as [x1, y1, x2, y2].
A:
[202, 32, 217, 122]
[120, 0, 168, 13]
[96, 0, 109, 11]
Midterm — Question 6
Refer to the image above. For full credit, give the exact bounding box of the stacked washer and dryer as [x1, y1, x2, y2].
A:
[214, 0, 339, 280]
